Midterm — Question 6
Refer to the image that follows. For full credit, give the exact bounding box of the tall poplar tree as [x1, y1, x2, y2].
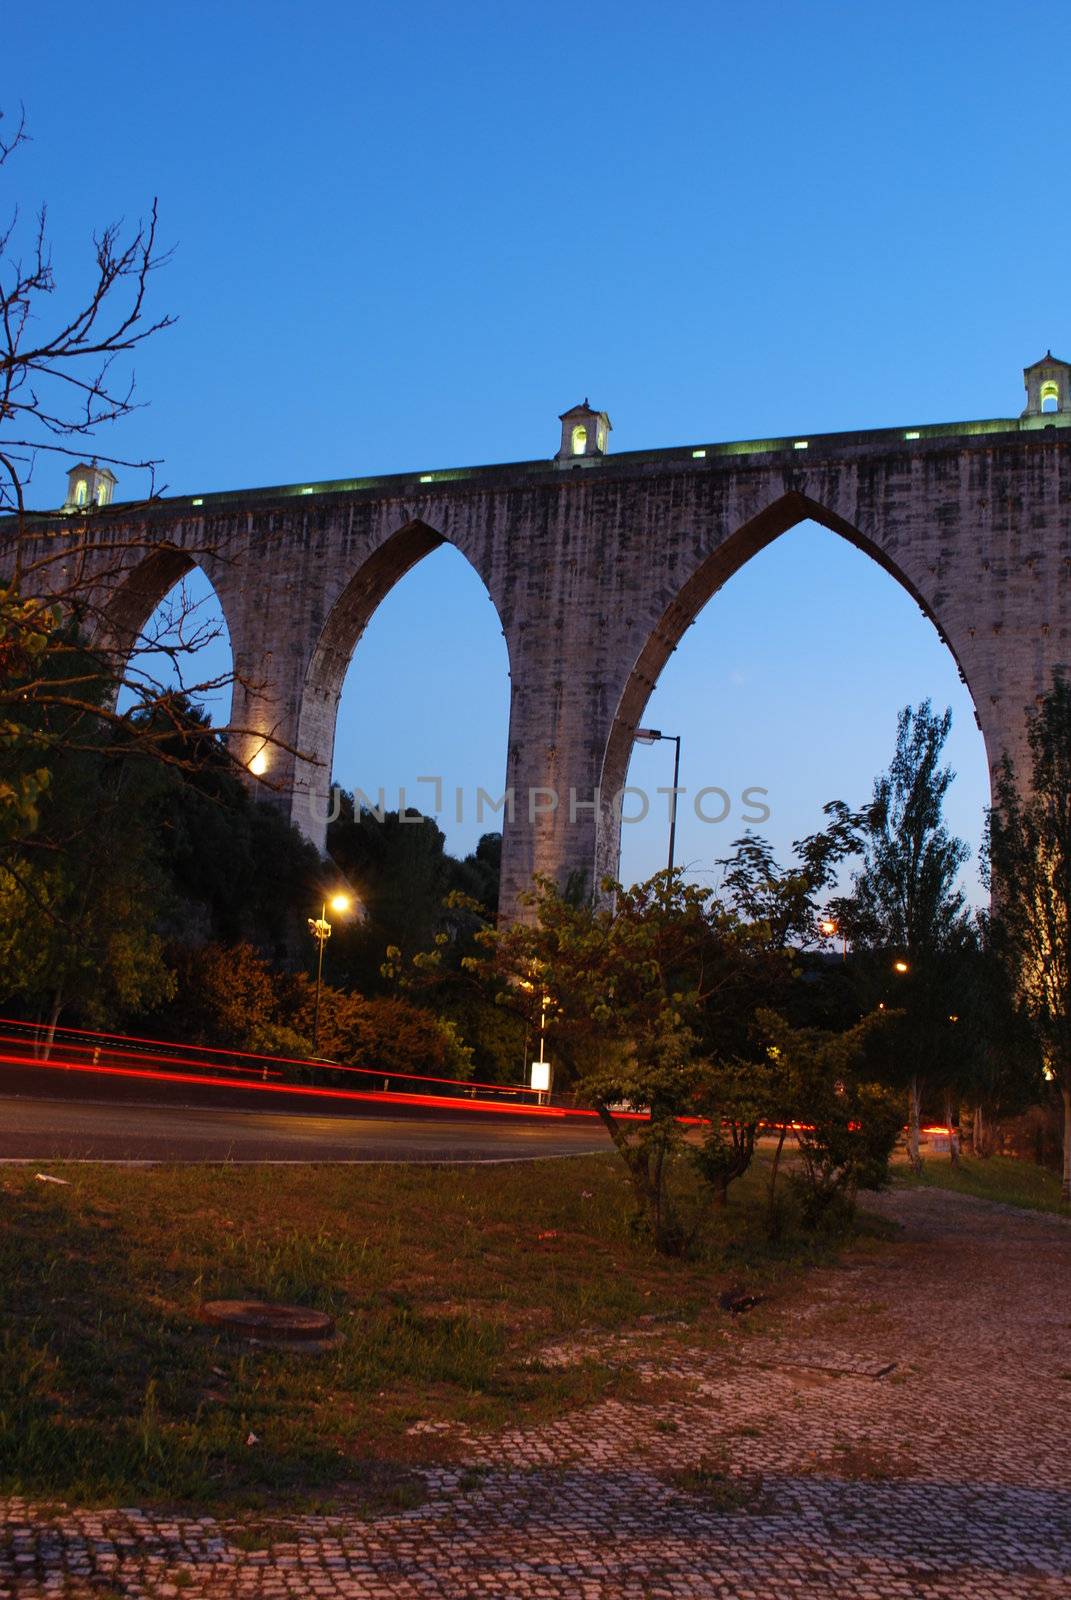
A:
[988, 677, 1071, 1202]
[835, 702, 971, 1170]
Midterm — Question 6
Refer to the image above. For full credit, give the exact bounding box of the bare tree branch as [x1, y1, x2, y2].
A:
[0, 110, 318, 840]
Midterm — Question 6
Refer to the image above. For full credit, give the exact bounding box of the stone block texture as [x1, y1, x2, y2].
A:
[9, 418, 1071, 924]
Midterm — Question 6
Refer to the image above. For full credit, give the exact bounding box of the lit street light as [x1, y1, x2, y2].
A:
[634, 727, 682, 878]
[308, 892, 353, 1056]
[893, 959, 910, 974]
[820, 917, 847, 961]
[518, 973, 552, 1104]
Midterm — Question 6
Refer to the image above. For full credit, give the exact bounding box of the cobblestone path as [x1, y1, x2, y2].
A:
[2, 1187, 1069, 1599]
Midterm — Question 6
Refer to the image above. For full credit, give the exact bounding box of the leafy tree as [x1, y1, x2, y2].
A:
[689, 1054, 781, 1212]
[987, 676, 1071, 1200]
[954, 923, 1042, 1156]
[142, 701, 321, 953]
[156, 943, 474, 1085]
[717, 806, 867, 1033]
[0, 590, 52, 843]
[834, 702, 972, 1170]
[326, 800, 455, 990]
[447, 832, 501, 914]
[159, 942, 283, 1052]
[0, 748, 176, 1044]
[718, 802, 864, 953]
[755, 1009, 899, 1229]
[277, 978, 474, 1084]
[433, 985, 527, 1085]
[472, 872, 771, 1253]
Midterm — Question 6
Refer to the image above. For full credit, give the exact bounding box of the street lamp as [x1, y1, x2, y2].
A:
[634, 727, 682, 878]
[518, 974, 552, 1104]
[532, 990, 551, 1104]
[308, 892, 352, 1055]
[893, 959, 910, 974]
[820, 917, 847, 961]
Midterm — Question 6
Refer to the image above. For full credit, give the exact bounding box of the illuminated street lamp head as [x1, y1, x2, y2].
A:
[893, 959, 909, 974]
[820, 918, 838, 937]
[248, 748, 268, 777]
[329, 893, 351, 915]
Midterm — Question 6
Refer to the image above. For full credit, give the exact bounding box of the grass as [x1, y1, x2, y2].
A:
[896, 1149, 1069, 1215]
[0, 1152, 877, 1514]
[664, 1452, 766, 1512]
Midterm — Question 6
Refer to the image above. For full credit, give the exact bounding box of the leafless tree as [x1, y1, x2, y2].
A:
[0, 107, 299, 795]
[0, 105, 174, 534]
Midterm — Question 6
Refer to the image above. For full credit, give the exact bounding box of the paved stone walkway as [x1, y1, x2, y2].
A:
[2, 1187, 1069, 1598]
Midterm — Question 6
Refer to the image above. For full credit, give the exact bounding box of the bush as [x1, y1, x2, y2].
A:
[790, 1080, 903, 1229]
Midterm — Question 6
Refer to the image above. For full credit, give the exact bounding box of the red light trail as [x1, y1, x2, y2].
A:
[0, 1049, 614, 1118]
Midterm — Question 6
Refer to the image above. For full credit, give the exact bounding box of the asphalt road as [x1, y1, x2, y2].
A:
[0, 1075, 611, 1163]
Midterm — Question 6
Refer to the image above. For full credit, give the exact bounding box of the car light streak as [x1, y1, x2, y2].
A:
[0, 1051, 661, 1120]
[0, 1032, 284, 1079]
[0, 1015, 545, 1098]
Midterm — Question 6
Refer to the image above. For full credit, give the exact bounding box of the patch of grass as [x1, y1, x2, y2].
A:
[0, 1153, 873, 1512]
[457, 1465, 492, 1493]
[228, 1525, 274, 1553]
[897, 1151, 1068, 1215]
[664, 1453, 766, 1512]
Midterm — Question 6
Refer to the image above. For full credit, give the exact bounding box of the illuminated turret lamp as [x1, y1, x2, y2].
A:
[63, 462, 117, 510]
[555, 399, 611, 467]
[1021, 352, 1071, 422]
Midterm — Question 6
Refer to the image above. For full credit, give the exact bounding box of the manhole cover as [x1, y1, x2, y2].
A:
[200, 1300, 336, 1348]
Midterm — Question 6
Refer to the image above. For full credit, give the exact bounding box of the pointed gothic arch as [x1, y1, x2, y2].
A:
[594, 491, 982, 886]
[292, 519, 511, 846]
[98, 544, 235, 723]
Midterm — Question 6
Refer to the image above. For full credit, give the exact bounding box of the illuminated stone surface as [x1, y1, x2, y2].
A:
[1, 1187, 1068, 1597]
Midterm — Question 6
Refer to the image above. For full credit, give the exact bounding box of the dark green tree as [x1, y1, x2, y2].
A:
[0, 701, 177, 1045]
[327, 798, 454, 990]
[987, 676, 1071, 1200]
[833, 702, 972, 1171]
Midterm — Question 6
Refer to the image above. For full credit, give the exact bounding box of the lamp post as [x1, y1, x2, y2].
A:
[533, 989, 551, 1104]
[634, 727, 682, 878]
[519, 974, 552, 1104]
[308, 893, 352, 1056]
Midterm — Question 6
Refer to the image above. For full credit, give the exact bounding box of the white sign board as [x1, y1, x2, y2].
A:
[530, 1060, 551, 1093]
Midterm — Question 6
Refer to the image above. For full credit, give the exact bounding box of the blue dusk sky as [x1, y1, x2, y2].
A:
[10, 1, 1070, 899]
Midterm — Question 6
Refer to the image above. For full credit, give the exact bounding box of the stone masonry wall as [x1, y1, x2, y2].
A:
[7, 425, 1070, 923]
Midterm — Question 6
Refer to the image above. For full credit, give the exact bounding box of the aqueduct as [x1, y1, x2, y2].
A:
[10, 355, 1071, 922]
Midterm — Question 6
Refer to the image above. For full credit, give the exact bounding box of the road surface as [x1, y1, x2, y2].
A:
[0, 1074, 611, 1163]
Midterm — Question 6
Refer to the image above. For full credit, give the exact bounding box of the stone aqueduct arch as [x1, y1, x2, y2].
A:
[8, 358, 1071, 923]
